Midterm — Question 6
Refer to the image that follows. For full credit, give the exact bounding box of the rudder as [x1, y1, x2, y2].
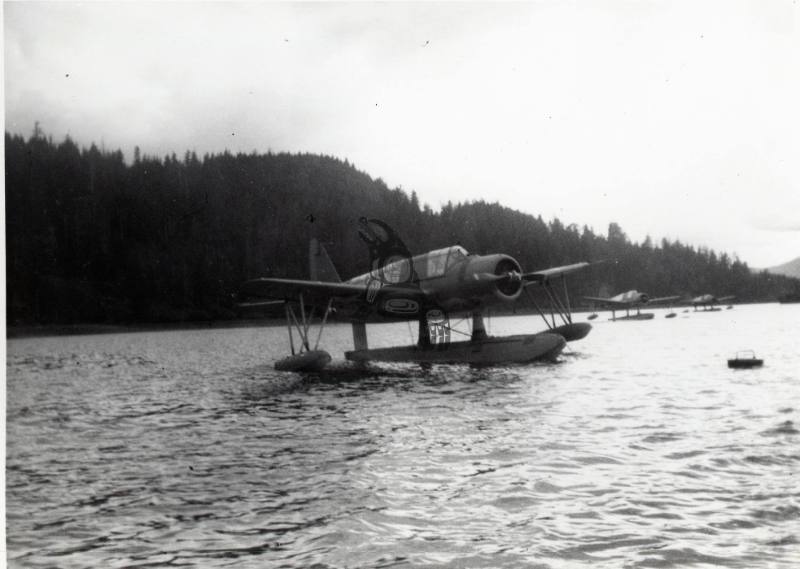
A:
[309, 238, 341, 282]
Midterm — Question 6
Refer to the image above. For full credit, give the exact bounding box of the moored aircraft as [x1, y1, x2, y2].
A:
[240, 218, 594, 370]
[583, 290, 680, 321]
[690, 294, 735, 311]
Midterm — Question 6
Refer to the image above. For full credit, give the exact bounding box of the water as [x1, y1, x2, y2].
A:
[6, 303, 800, 568]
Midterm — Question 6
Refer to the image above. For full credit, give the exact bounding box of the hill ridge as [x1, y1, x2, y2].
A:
[5, 130, 799, 325]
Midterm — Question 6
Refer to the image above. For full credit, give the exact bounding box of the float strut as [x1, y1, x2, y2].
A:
[471, 311, 488, 342]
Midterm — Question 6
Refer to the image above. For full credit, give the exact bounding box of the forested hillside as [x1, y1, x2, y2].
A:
[6, 131, 798, 325]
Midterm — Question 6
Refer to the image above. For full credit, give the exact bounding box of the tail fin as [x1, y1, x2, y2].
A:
[309, 238, 341, 282]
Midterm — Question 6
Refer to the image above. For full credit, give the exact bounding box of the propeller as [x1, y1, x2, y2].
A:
[473, 270, 523, 283]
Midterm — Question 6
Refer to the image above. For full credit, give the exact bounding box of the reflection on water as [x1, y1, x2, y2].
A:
[6, 304, 800, 568]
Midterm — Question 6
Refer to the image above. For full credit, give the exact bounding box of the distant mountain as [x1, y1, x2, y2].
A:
[766, 257, 800, 279]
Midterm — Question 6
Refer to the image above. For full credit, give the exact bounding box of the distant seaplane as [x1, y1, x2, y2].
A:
[691, 294, 735, 311]
[240, 218, 594, 370]
[583, 290, 681, 321]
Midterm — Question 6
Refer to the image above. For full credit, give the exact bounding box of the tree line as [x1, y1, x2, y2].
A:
[5, 130, 798, 325]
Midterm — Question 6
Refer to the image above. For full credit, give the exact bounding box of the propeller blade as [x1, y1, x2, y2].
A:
[473, 271, 523, 283]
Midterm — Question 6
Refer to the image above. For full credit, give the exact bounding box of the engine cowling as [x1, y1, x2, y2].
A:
[433, 253, 525, 312]
[461, 254, 524, 303]
[492, 257, 524, 301]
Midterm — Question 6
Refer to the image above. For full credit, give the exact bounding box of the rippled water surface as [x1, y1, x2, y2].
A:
[6, 303, 800, 568]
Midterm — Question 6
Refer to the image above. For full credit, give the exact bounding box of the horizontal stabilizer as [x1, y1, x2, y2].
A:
[236, 299, 287, 316]
[241, 277, 366, 305]
[237, 300, 286, 309]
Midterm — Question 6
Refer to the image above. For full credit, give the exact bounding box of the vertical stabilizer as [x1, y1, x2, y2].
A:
[309, 238, 341, 282]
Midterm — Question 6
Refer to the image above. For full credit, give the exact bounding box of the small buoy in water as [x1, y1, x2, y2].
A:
[727, 350, 763, 369]
[275, 350, 331, 372]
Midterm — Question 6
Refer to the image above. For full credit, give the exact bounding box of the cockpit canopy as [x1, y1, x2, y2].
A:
[416, 246, 468, 279]
[348, 245, 470, 285]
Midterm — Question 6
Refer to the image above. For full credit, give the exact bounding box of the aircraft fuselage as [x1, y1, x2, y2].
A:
[344, 246, 524, 319]
[609, 290, 650, 305]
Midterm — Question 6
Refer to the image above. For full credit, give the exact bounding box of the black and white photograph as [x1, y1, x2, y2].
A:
[4, 1, 800, 567]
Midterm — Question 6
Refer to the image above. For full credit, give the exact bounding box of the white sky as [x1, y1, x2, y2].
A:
[4, 1, 800, 267]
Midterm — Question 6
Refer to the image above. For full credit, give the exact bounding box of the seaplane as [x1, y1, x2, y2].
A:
[691, 294, 735, 311]
[239, 218, 594, 371]
[583, 290, 681, 321]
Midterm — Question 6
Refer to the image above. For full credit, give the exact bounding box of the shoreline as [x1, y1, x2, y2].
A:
[6, 318, 288, 339]
[6, 302, 775, 339]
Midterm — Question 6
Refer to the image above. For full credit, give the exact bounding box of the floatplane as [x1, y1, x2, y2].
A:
[240, 218, 594, 371]
[584, 290, 681, 321]
[690, 294, 735, 311]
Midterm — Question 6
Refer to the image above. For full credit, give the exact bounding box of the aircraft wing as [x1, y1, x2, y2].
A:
[582, 295, 631, 307]
[718, 295, 735, 303]
[649, 295, 681, 304]
[241, 277, 367, 305]
[523, 262, 591, 284]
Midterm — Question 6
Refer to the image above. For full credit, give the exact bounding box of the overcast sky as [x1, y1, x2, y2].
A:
[4, 1, 799, 268]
